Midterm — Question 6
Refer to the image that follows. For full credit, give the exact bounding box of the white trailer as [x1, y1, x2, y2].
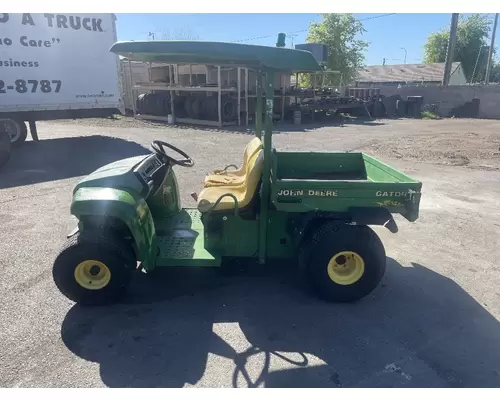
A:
[0, 13, 123, 146]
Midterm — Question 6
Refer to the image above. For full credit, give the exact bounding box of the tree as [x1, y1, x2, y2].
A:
[423, 14, 494, 82]
[489, 61, 500, 83]
[305, 14, 368, 85]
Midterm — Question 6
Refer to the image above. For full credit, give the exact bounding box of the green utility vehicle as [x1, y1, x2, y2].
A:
[52, 41, 422, 306]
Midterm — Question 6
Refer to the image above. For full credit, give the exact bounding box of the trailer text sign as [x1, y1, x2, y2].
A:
[0, 13, 121, 112]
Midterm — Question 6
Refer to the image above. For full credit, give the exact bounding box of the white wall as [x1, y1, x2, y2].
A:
[378, 84, 500, 119]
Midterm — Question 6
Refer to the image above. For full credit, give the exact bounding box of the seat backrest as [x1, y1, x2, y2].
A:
[242, 149, 264, 201]
[241, 137, 263, 170]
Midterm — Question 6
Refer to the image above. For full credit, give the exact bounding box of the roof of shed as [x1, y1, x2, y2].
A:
[111, 41, 322, 72]
[356, 62, 461, 83]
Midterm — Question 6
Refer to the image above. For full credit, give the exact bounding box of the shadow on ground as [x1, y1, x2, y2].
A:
[61, 258, 500, 388]
[0, 135, 150, 189]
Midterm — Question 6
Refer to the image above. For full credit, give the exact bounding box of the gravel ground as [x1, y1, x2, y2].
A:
[1, 117, 500, 388]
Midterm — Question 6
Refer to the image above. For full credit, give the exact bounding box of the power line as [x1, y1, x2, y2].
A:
[232, 13, 398, 44]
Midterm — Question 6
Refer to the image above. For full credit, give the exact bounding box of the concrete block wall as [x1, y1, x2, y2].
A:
[377, 85, 500, 119]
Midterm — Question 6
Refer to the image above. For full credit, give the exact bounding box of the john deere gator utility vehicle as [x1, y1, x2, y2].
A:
[52, 41, 422, 306]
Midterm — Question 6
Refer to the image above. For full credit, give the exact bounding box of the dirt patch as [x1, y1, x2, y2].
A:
[356, 128, 500, 170]
[49, 116, 500, 170]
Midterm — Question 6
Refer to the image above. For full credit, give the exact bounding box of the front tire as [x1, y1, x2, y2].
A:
[300, 222, 386, 303]
[52, 231, 136, 306]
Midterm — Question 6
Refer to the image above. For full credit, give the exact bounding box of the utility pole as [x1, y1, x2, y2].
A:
[485, 13, 498, 85]
[401, 48, 407, 64]
[288, 34, 297, 48]
[442, 13, 459, 86]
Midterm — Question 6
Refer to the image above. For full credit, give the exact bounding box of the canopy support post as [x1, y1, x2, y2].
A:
[128, 60, 136, 117]
[245, 68, 249, 126]
[281, 73, 285, 122]
[169, 64, 175, 122]
[237, 67, 241, 126]
[255, 71, 263, 139]
[218, 66, 222, 128]
[258, 69, 274, 264]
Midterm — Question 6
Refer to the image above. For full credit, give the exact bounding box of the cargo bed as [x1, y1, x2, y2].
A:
[270, 150, 422, 222]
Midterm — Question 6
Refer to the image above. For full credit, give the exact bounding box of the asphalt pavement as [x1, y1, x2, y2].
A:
[1, 119, 499, 387]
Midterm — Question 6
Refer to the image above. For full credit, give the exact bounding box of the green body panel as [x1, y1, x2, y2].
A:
[147, 168, 182, 217]
[266, 211, 295, 259]
[270, 150, 422, 222]
[110, 41, 322, 72]
[74, 155, 148, 195]
[71, 187, 157, 270]
[155, 209, 220, 267]
[200, 211, 294, 260]
[204, 214, 259, 257]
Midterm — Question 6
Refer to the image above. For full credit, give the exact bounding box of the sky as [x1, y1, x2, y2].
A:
[115, 13, 499, 67]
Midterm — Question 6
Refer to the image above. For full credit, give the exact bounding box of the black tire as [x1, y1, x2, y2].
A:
[184, 96, 195, 118]
[299, 221, 386, 303]
[205, 96, 218, 120]
[191, 97, 203, 119]
[136, 93, 147, 114]
[0, 129, 11, 170]
[52, 231, 136, 306]
[222, 98, 237, 121]
[0, 118, 27, 147]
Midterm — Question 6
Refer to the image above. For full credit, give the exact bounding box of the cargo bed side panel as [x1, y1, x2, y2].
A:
[270, 151, 422, 222]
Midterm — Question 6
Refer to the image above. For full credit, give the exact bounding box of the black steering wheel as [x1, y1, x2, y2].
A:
[151, 140, 194, 168]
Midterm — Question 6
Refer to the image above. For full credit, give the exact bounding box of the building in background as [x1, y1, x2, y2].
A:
[355, 62, 467, 87]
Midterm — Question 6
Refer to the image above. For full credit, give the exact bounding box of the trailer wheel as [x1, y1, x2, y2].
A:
[0, 118, 27, 147]
[0, 129, 11, 170]
[52, 231, 136, 306]
[300, 222, 386, 303]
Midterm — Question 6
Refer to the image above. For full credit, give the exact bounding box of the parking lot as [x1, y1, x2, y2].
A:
[1, 117, 500, 387]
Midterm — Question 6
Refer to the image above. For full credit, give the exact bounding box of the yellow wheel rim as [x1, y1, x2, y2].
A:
[74, 260, 111, 290]
[327, 251, 365, 285]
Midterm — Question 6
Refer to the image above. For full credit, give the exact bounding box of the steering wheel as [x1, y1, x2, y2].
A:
[151, 140, 194, 168]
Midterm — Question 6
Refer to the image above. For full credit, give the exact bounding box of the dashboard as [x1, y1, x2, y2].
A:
[133, 155, 167, 196]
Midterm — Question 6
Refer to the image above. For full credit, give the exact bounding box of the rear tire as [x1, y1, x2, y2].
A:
[0, 118, 27, 147]
[300, 222, 386, 303]
[0, 129, 11, 170]
[52, 231, 136, 306]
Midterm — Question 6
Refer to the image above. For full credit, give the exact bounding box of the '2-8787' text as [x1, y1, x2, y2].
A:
[0, 79, 62, 94]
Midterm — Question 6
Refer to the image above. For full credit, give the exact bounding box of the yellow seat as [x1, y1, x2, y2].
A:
[203, 137, 263, 187]
[198, 150, 264, 213]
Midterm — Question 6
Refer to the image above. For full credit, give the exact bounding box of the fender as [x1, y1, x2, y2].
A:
[70, 187, 157, 271]
[292, 207, 399, 247]
[348, 207, 398, 233]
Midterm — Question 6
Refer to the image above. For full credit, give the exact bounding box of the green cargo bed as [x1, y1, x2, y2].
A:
[270, 150, 422, 222]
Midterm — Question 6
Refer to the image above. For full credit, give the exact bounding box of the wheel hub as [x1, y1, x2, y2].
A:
[89, 265, 101, 276]
[327, 251, 365, 285]
[0, 119, 20, 142]
[74, 260, 111, 290]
